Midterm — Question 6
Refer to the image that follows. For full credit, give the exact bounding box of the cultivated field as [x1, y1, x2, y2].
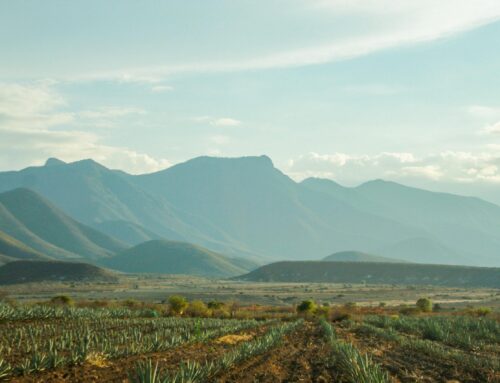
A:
[0, 300, 498, 382]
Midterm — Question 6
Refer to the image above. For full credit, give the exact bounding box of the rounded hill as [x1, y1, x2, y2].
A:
[0, 260, 118, 284]
[102, 239, 252, 277]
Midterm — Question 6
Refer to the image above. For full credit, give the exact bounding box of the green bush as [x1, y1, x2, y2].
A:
[296, 300, 316, 315]
[416, 298, 433, 313]
[168, 295, 188, 315]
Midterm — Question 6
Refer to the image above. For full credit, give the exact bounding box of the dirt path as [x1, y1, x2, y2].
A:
[215, 322, 336, 383]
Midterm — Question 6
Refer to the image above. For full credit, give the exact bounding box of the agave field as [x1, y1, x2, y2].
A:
[0, 304, 498, 382]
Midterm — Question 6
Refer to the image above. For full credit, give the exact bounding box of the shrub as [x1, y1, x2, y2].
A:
[207, 301, 225, 310]
[329, 310, 352, 322]
[168, 295, 188, 315]
[296, 300, 316, 315]
[344, 302, 357, 310]
[185, 300, 210, 317]
[211, 308, 230, 318]
[50, 295, 74, 306]
[314, 306, 330, 318]
[469, 307, 492, 317]
[416, 298, 433, 313]
[399, 307, 421, 316]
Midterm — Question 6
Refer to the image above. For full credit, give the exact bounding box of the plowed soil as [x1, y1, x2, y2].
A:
[215, 322, 335, 382]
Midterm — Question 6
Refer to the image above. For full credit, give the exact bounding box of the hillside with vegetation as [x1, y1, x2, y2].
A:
[323, 251, 406, 263]
[102, 239, 257, 277]
[238, 261, 500, 288]
[0, 188, 127, 260]
[0, 260, 118, 284]
[0, 230, 50, 265]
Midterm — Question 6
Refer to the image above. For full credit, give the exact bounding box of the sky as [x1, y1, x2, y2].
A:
[1, 1, 500, 203]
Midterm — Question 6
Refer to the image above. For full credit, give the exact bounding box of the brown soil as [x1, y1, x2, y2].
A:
[9, 327, 270, 383]
[339, 325, 499, 383]
[215, 322, 336, 383]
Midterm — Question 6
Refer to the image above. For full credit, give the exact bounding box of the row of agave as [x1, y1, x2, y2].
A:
[352, 321, 499, 377]
[0, 304, 159, 321]
[363, 314, 499, 351]
[0, 316, 269, 379]
[129, 319, 304, 383]
[319, 319, 389, 383]
[0, 316, 251, 356]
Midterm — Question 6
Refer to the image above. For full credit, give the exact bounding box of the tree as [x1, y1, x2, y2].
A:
[168, 295, 188, 315]
[416, 298, 433, 313]
[296, 300, 316, 315]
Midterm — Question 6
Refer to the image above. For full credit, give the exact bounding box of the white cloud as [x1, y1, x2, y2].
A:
[482, 121, 500, 135]
[79, 107, 146, 120]
[193, 116, 241, 127]
[211, 118, 241, 127]
[467, 105, 500, 119]
[286, 150, 500, 185]
[0, 82, 170, 174]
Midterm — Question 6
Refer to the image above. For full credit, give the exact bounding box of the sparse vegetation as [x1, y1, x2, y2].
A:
[0, 286, 497, 382]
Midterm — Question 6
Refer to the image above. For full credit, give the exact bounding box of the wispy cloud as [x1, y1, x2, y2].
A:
[193, 116, 241, 127]
[151, 85, 174, 93]
[0, 82, 170, 173]
[483, 121, 500, 135]
[65, 1, 500, 84]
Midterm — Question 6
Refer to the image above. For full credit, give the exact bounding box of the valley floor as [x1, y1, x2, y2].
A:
[2, 275, 499, 310]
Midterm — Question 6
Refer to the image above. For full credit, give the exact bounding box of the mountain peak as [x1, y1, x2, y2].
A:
[44, 158, 66, 167]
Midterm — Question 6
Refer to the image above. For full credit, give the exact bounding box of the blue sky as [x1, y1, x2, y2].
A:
[1, 1, 500, 203]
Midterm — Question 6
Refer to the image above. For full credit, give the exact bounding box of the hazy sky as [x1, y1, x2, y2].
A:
[1, 1, 500, 203]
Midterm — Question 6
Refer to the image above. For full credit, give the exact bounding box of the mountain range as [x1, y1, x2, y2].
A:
[0, 156, 499, 267]
[0, 188, 256, 277]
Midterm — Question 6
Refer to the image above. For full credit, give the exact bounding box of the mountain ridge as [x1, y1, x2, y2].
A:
[1, 156, 500, 266]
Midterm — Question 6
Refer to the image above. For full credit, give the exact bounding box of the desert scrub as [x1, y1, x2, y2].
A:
[320, 319, 389, 383]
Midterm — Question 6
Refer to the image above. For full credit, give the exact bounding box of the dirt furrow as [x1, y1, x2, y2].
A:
[216, 322, 336, 383]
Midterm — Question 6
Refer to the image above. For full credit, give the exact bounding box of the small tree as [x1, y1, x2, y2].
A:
[168, 295, 188, 315]
[416, 298, 433, 313]
[296, 300, 316, 315]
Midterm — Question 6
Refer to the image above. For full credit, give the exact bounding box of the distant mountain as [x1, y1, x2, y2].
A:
[0, 158, 258, 259]
[135, 156, 422, 261]
[0, 188, 126, 260]
[0, 260, 118, 284]
[377, 237, 470, 265]
[92, 220, 163, 246]
[1, 156, 500, 266]
[102, 239, 257, 277]
[238, 261, 500, 288]
[323, 251, 405, 263]
[0, 230, 49, 265]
